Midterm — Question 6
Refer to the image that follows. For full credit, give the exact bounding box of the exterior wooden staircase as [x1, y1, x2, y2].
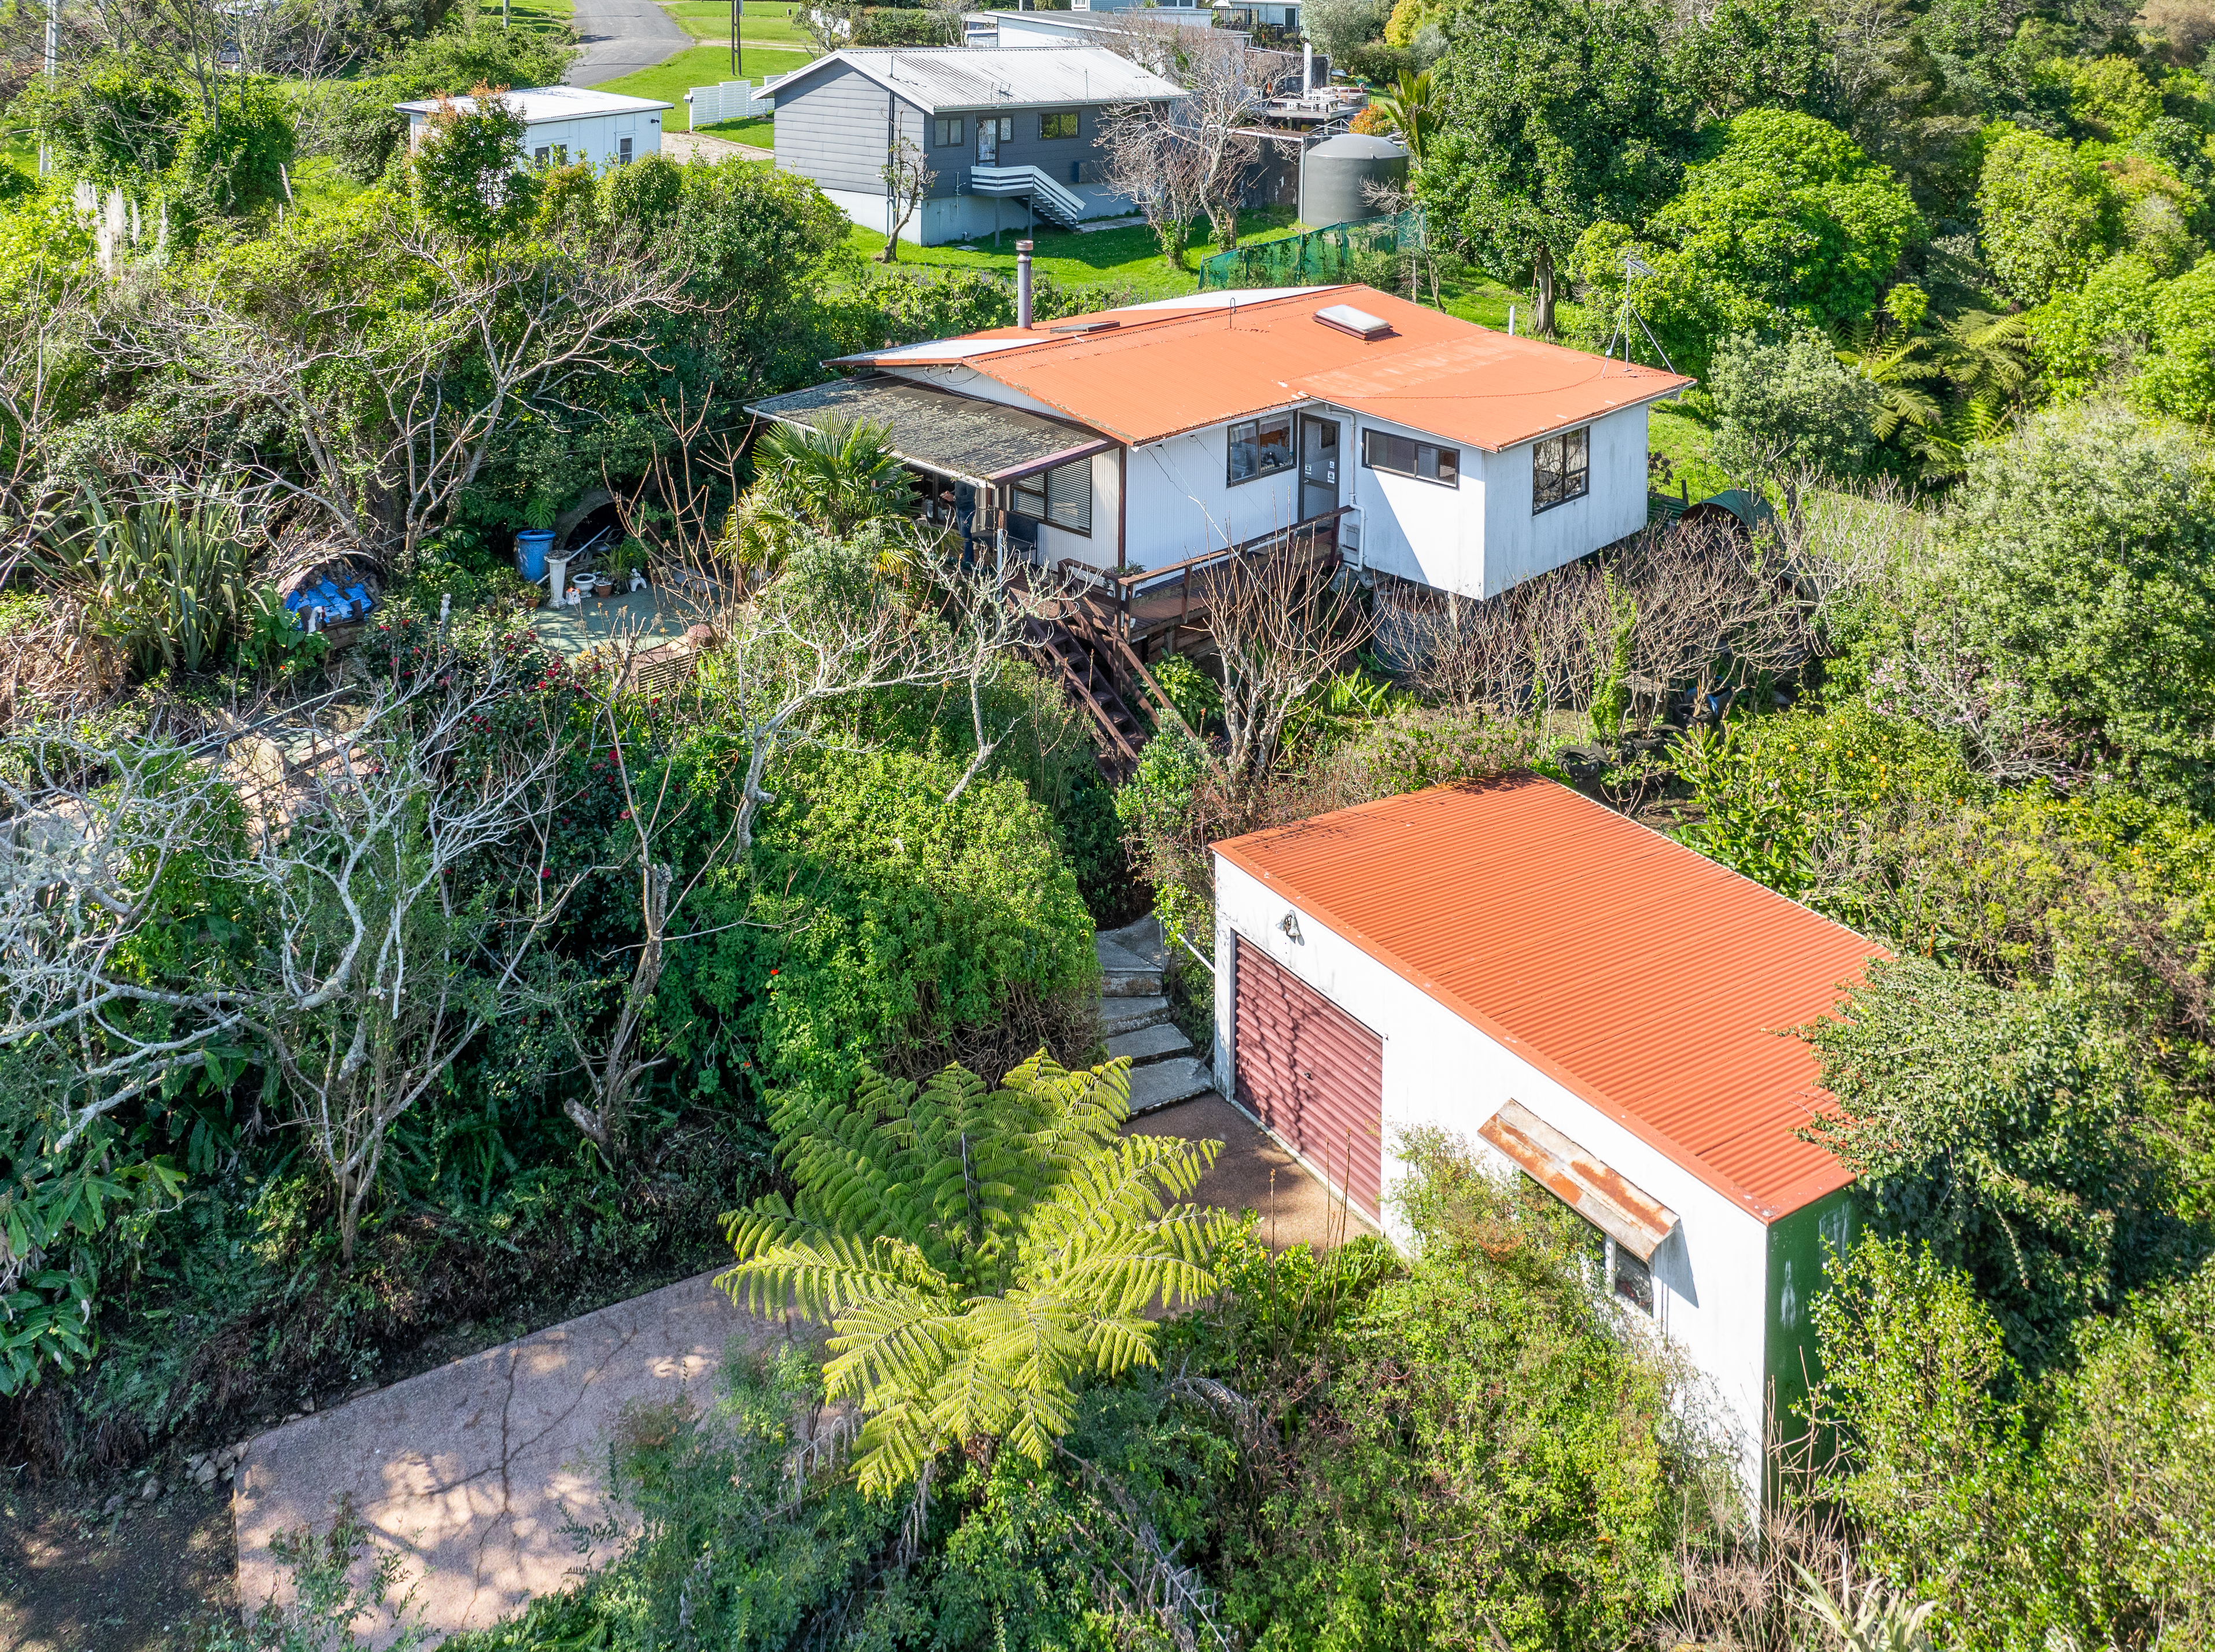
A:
[1022, 592, 1188, 785]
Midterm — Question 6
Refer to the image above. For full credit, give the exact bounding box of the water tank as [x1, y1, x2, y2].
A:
[1298, 133, 1409, 228]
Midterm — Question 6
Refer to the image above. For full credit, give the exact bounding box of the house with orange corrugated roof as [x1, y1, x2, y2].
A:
[750, 281, 1689, 613]
[1211, 776, 1884, 1504]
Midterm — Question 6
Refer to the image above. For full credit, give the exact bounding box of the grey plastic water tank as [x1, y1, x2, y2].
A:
[1298, 132, 1409, 227]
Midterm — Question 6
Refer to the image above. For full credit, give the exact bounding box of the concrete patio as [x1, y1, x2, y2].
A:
[525, 586, 701, 662]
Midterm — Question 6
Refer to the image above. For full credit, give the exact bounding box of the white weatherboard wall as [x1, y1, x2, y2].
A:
[1347, 400, 1652, 600]
[1212, 853, 1777, 1498]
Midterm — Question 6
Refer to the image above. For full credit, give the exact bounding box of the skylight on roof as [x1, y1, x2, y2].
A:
[1314, 303, 1393, 341]
[1046, 318, 1119, 334]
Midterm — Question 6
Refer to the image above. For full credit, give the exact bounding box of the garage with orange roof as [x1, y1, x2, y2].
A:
[1210, 775, 1884, 1502]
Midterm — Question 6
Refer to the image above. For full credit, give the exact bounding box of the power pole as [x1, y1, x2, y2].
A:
[731, 0, 738, 77]
[40, 0, 58, 176]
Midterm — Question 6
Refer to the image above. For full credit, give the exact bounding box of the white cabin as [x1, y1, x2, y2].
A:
[397, 86, 672, 171]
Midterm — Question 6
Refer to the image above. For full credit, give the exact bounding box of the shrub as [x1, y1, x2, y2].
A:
[1803, 958, 2147, 1365]
[1938, 403, 2215, 816]
[658, 746, 1099, 1121]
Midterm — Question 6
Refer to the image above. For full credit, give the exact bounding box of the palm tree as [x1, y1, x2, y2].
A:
[727, 418, 915, 574]
[720, 1053, 1237, 1492]
[1371, 70, 1439, 167]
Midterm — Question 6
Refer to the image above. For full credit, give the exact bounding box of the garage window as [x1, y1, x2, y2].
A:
[1477, 1100, 1673, 1318]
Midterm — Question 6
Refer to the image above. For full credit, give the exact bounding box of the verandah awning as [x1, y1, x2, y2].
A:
[746, 375, 1112, 489]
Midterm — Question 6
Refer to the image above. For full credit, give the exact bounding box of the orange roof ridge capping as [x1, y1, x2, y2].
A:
[1212, 777, 1886, 1220]
[839, 285, 1696, 453]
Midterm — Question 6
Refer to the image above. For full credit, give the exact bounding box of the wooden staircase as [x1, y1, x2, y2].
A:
[1022, 592, 1186, 784]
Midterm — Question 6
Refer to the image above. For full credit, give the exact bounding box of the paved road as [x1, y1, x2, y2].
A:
[566, 0, 691, 88]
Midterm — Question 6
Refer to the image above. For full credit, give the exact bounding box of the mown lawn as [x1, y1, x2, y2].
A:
[662, 0, 814, 45]
[598, 45, 812, 112]
[839, 207, 1308, 299]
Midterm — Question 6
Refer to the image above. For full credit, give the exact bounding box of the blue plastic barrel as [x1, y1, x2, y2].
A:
[515, 530, 555, 581]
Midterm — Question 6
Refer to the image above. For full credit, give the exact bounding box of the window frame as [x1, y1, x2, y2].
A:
[617, 135, 633, 164]
[933, 115, 965, 148]
[1009, 457, 1093, 537]
[1359, 426, 1460, 488]
[1226, 413, 1296, 487]
[1039, 109, 1080, 141]
[1531, 424, 1590, 514]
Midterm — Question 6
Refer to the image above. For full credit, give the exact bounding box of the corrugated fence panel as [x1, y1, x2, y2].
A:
[1233, 935, 1384, 1215]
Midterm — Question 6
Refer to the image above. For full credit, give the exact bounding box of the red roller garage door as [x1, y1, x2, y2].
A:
[1233, 934, 1385, 1215]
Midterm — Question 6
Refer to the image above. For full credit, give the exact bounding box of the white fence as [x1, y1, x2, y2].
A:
[685, 80, 776, 127]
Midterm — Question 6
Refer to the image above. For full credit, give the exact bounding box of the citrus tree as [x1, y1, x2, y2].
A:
[720, 1053, 1237, 1491]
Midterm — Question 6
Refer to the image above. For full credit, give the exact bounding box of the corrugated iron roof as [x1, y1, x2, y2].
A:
[846, 285, 1694, 451]
[1212, 777, 1882, 1221]
[394, 87, 671, 120]
[762, 46, 1184, 113]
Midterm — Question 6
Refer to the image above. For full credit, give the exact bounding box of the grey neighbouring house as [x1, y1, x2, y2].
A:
[760, 46, 1185, 244]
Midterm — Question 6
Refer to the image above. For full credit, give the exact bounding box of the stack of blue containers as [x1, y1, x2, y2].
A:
[284, 577, 377, 630]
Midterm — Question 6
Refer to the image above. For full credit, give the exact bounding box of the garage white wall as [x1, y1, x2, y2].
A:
[1213, 852, 1775, 1499]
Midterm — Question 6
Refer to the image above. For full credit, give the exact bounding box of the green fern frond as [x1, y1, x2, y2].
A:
[736, 1050, 1237, 1488]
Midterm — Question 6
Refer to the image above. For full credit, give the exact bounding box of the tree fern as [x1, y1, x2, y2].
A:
[721, 1052, 1238, 1492]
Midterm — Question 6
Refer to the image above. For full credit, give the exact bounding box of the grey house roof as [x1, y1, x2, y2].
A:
[746, 377, 1111, 485]
[762, 46, 1184, 114]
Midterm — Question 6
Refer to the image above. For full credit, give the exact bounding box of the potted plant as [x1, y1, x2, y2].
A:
[609, 538, 648, 589]
[594, 571, 614, 597]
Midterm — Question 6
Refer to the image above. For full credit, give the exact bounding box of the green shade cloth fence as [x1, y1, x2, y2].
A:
[1196, 210, 1424, 292]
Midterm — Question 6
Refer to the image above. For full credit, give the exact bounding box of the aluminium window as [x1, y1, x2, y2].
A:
[1361, 427, 1458, 486]
[1532, 425, 1590, 512]
[933, 116, 965, 146]
[1011, 458, 1093, 535]
[1040, 110, 1080, 140]
[532, 146, 551, 168]
[1227, 414, 1294, 485]
[617, 135, 633, 165]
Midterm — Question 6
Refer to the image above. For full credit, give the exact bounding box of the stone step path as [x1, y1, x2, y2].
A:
[1093, 915, 1211, 1114]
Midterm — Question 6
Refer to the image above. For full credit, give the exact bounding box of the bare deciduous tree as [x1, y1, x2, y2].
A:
[1097, 21, 1266, 267]
[878, 135, 935, 264]
[535, 419, 1062, 1158]
[1206, 547, 1373, 788]
[2, 646, 574, 1260]
[1402, 521, 1815, 729]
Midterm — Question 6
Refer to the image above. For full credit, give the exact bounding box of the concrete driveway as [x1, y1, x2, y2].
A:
[566, 0, 691, 87]
[233, 1273, 782, 1647]
[231, 1102, 1346, 1647]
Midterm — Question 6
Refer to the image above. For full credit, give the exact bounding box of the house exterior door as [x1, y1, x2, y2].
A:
[1233, 934, 1384, 1214]
[1299, 415, 1339, 522]
[976, 120, 1000, 164]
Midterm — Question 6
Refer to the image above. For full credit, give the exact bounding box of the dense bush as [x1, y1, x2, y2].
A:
[1811, 1236, 2215, 1650]
[1938, 404, 2215, 816]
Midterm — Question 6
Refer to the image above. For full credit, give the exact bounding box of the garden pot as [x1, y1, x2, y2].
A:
[595, 578, 614, 597]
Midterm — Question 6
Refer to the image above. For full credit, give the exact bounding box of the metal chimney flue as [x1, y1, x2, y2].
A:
[1302, 39, 1313, 97]
[1016, 239, 1035, 328]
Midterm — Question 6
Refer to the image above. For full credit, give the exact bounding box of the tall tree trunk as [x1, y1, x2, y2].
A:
[1532, 243, 1557, 337]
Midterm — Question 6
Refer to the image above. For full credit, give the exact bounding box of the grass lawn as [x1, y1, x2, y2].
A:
[496, 0, 576, 38]
[841, 206, 1306, 300]
[598, 45, 811, 110]
[664, 0, 814, 45]
[1649, 402, 1731, 500]
[699, 116, 775, 145]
